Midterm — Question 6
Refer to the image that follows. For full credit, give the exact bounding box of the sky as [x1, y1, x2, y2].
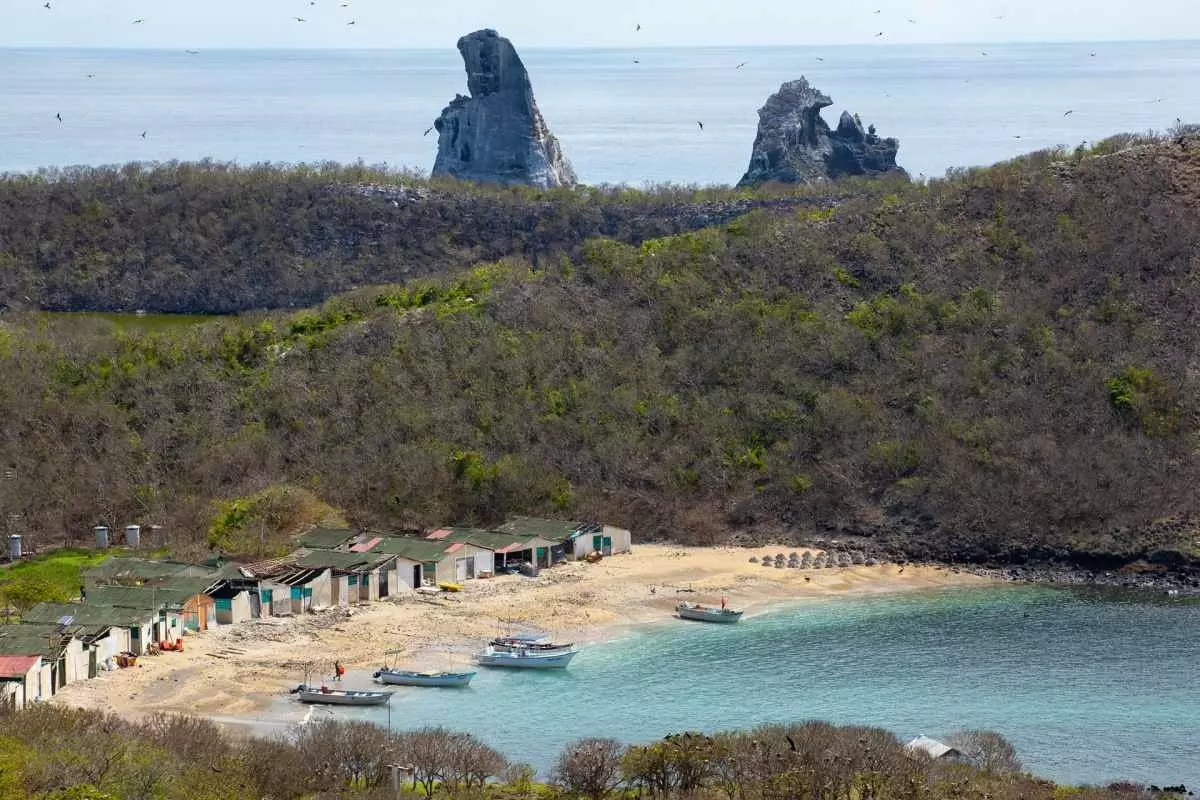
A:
[3, 0, 1199, 49]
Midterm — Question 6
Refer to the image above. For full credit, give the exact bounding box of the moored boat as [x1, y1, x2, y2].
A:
[676, 601, 744, 624]
[290, 684, 394, 706]
[373, 668, 476, 687]
[476, 644, 578, 669]
[489, 635, 575, 654]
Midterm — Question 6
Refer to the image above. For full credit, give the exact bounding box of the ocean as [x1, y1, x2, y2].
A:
[1, 41, 1198, 185]
[293, 587, 1200, 789]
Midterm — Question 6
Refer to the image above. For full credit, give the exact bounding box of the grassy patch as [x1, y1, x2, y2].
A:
[0, 548, 109, 613]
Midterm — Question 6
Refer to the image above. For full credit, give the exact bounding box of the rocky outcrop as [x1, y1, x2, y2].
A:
[738, 78, 904, 187]
[432, 29, 576, 189]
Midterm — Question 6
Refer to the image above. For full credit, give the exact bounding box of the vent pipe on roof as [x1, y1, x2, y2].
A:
[94, 526, 110, 550]
[7, 534, 20, 560]
[124, 524, 141, 548]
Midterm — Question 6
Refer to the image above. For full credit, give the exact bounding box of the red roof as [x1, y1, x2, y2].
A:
[444, 542, 465, 553]
[349, 537, 382, 553]
[495, 543, 524, 554]
[0, 655, 39, 678]
[426, 529, 452, 540]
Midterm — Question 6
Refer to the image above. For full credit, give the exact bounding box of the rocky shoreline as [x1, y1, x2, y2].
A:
[963, 563, 1200, 596]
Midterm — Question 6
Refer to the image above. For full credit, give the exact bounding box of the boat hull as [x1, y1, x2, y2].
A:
[295, 687, 394, 706]
[676, 604, 744, 623]
[489, 638, 575, 654]
[476, 648, 578, 669]
[374, 669, 476, 687]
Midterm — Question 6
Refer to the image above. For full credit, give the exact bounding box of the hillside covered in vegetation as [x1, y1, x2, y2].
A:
[1, 135, 1199, 570]
[0, 706, 1181, 800]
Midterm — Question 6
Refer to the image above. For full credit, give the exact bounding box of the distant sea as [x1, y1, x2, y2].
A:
[274, 587, 1200, 789]
[2, 41, 1199, 185]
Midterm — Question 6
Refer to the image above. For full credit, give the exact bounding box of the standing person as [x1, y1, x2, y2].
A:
[334, 661, 345, 681]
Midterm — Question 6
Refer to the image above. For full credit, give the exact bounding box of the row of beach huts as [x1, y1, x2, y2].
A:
[0, 516, 632, 712]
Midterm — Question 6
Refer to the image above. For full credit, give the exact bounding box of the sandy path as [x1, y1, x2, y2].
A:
[49, 545, 990, 722]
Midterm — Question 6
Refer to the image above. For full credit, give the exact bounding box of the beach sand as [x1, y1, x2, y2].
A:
[48, 545, 990, 724]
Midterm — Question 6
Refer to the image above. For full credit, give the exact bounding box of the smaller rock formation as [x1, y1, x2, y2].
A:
[432, 29, 576, 189]
[738, 78, 904, 187]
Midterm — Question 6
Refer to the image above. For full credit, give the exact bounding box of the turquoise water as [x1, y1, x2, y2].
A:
[337, 588, 1199, 788]
[2, 42, 1199, 183]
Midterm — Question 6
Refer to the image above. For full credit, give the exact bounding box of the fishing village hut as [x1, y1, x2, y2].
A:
[231, 555, 331, 616]
[85, 577, 220, 633]
[0, 621, 89, 692]
[292, 549, 403, 604]
[426, 528, 559, 574]
[295, 525, 358, 550]
[904, 735, 971, 764]
[0, 655, 42, 710]
[21, 601, 161, 656]
[83, 557, 218, 589]
[498, 516, 632, 560]
[360, 536, 489, 585]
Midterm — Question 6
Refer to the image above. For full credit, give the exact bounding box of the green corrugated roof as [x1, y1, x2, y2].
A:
[296, 526, 357, 550]
[292, 549, 391, 572]
[367, 537, 453, 562]
[496, 516, 588, 541]
[431, 530, 557, 552]
[86, 578, 216, 610]
[0, 634, 61, 658]
[85, 558, 216, 585]
[22, 602, 156, 628]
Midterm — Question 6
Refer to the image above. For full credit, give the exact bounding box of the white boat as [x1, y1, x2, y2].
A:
[290, 684, 394, 706]
[489, 635, 575, 654]
[373, 668, 476, 687]
[676, 601, 744, 623]
[476, 645, 578, 669]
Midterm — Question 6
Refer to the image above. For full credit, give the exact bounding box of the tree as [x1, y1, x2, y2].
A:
[945, 729, 1023, 774]
[553, 737, 625, 800]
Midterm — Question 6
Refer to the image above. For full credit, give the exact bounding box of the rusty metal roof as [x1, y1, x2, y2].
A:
[0, 655, 39, 678]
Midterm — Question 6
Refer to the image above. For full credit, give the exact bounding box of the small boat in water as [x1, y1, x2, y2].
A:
[290, 684, 394, 706]
[373, 668, 476, 687]
[489, 635, 575, 654]
[476, 644, 578, 669]
[676, 601, 744, 624]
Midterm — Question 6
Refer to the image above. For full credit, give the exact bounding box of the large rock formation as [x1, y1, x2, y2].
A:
[432, 29, 576, 189]
[738, 78, 904, 187]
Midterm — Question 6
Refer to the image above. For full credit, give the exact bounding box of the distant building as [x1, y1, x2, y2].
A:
[904, 735, 971, 764]
[497, 516, 632, 560]
[0, 655, 42, 710]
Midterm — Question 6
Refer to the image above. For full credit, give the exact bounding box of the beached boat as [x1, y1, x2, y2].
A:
[290, 685, 394, 706]
[489, 635, 575, 654]
[373, 668, 476, 687]
[676, 601, 744, 624]
[437, 581, 463, 592]
[476, 645, 578, 669]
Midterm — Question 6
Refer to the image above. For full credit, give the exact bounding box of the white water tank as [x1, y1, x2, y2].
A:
[124, 524, 141, 548]
[148, 525, 166, 549]
[94, 526, 110, 549]
[7, 534, 20, 560]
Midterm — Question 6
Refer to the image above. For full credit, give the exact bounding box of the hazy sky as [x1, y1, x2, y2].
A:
[4, 0, 1199, 48]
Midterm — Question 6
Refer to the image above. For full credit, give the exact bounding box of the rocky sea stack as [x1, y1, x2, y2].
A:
[738, 77, 905, 187]
[432, 29, 576, 189]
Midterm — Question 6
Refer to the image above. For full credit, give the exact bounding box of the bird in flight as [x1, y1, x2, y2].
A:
[293, 16, 306, 22]
[423, 126, 434, 137]
[140, 131, 147, 138]
[735, 62, 746, 69]
[696, 121, 704, 131]
[43, 2, 50, 8]
[873, 8, 881, 13]
[875, 32, 884, 37]
[55, 113, 62, 122]
[636, 24, 641, 31]
[1063, 110, 1074, 116]
[347, 20, 356, 25]
[1013, 135, 1022, 139]
[907, 17, 917, 24]
[1088, 51, 1096, 57]
[185, 50, 199, 55]
[632, 59, 640, 64]
[980, 50, 989, 56]
[132, 18, 144, 24]
[86, 73, 96, 78]
[816, 56, 825, 62]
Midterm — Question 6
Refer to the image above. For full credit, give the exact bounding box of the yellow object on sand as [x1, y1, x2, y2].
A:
[438, 581, 462, 592]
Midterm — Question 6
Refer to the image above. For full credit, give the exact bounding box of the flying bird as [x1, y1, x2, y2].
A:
[1063, 110, 1074, 116]
[873, 8, 881, 13]
[293, 16, 306, 22]
[735, 62, 746, 69]
[185, 50, 199, 55]
[347, 20, 356, 25]
[86, 73, 96, 78]
[696, 121, 704, 131]
[1088, 51, 1096, 57]
[907, 17, 917, 23]
[55, 113, 62, 122]
[140, 131, 147, 138]
[43, 2, 50, 8]
[132, 18, 144, 24]
[980, 50, 989, 56]
[423, 126, 434, 136]
[632, 59, 640, 64]
[816, 56, 825, 62]
[636, 24, 641, 31]
[875, 31, 885, 37]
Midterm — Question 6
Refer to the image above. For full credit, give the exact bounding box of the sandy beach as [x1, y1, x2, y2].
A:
[49, 545, 991, 724]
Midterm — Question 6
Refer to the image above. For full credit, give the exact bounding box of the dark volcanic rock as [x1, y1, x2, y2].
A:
[738, 77, 904, 187]
[432, 29, 576, 189]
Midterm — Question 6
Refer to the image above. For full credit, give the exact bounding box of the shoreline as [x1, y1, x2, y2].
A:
[47, 545, 995, 728]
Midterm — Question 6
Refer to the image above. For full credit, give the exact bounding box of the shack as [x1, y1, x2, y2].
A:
[0, 655, 42, 710]
[499, 516, 632, 560]
[364, 536, 492, 586]
[295, 525, 358, 551]
[904, 735, 970, 764]
[231, 556, 332, 616]
[0, 624, 88, 692]
[86, 577, 219, 633]
[426, 528, 559, 574]
[22, 602, 160, 656]
[292, 549, 401, 604]
[84, 557, 218, 589]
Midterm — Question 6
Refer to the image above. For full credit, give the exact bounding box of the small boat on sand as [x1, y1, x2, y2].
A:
[373, 668, 476, 687]
[676, 601, 744, 624]
[437, 581, 462, 592]
[290, 684, 394, 706]
[476, 645, 578, 669]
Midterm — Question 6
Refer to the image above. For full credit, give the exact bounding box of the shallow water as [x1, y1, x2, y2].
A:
[2, 41, 1199, 184]
[303, 587, 1200, 787]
